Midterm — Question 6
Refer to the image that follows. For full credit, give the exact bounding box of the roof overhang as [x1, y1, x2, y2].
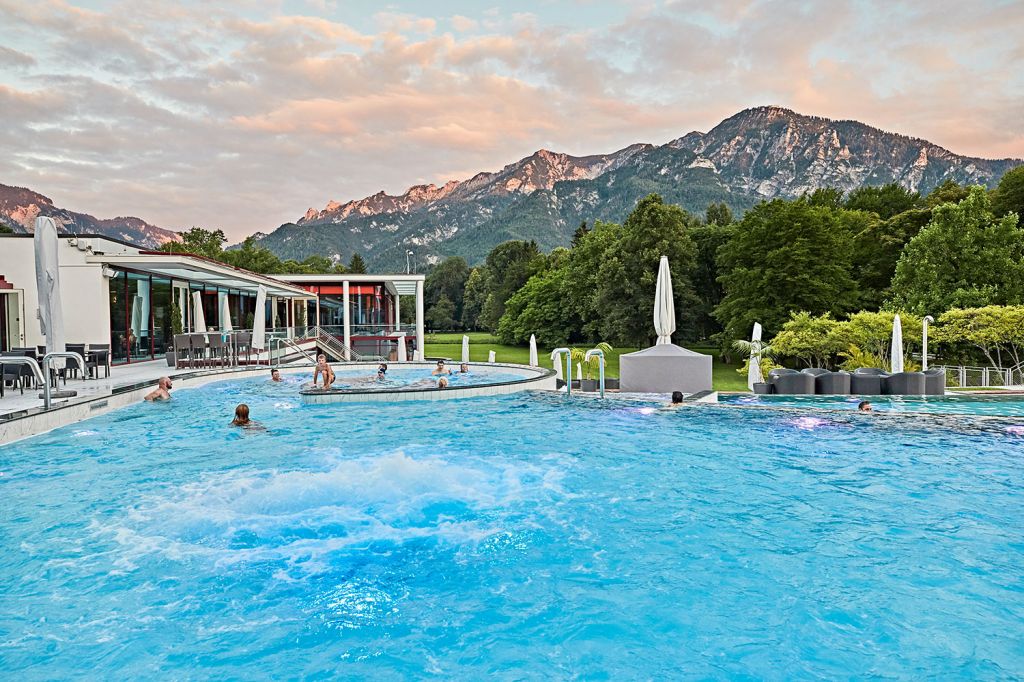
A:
[87, 254, 314, 298]
[272, 273, 424, 297]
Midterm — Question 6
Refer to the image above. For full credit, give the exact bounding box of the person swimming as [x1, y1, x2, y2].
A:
[231, 403, 251, 426]
[313, 354, 335, 389]
[377, 363, 388, 381]
[858, 400, 873, 413]
[437, 376, 449, 389]
[432, 360, 451, 376]
[144, 376, 173, 401]
[460, 362, 469, 373]
[666, 391, 684, 407]
[271, 368, 282, 382]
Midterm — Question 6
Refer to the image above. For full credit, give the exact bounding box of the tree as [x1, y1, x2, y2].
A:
[689, 223, 734, 339]
[890, 187, 1024, 314]
[850, 208, 931, 309]
[806, 187, 844, 209]
[0, 223, 13, 234]
[425, 293, 457, 330]
[992, 165, 1024, 219]
[705, 202, 733, 226]
[496, 266, 575, 345]
[844, 183, 921, 219]
[595, 194, 700, 346]
[478, 240, 543, 331]
[715, 197, 859, 340]
[925, 179, 970, 207]
[460, 268, 490, 330]
[933, 305, 1024, 369]
[221, 237, 284, 274]
[159, 227, 227, 259]
[769, 312, 846, 368]
[571, 221, 590, 247]
[348, 253, 367, 274]
[425, 257, 470, 327]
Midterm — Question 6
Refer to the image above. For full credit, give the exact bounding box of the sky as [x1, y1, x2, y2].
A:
[1, 0, 1022, 240]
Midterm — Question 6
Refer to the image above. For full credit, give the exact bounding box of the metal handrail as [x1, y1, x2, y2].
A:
[42, 352, 86, 409]
[551, 347, 572, 397]
[584, 348, 606, 398]
[0, 356, 46, 395]
[272, 338, 317, 366]
[312, 326, 386, 362]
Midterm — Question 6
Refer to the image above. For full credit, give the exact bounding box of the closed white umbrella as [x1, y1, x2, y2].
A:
[891, 314, 904, 373]
[192, 291, 207, 332]
[130, 295, 143, 340]
[747, 322, 763, 391]
[576, 363, 583, 381]
[461, 335, 470, 363]
[34, 216, 65, 368]
[252, 284, 267, 351]
[653, 255, 675, 345]
[488, 350, 496, 363]
[178, 287, 187, 331]
[396, 334, 407, 362]
[219, 293, 234, 333]
[529, 334, 538, 367]
[551, 350, 563, 380]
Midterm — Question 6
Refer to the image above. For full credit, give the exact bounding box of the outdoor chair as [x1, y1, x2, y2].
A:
[0, 351, 34, 395]
[768, 368, 815, 394]
[64, 344, 87, 380]
[802, 368, 851, 394]
[850, 368, 889, 395]
[884, 372, 926, 395]
[173, 334, 192, 369]
[923, 368, 946, 396]
[235, 332, 252, 365]
[189, 334, 208, 368]
[87, 344, 111, 379]
[207, 334, 228, 368]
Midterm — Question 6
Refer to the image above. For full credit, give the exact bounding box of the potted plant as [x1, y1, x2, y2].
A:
[573, 342, 612, 392]
[734, 338, 778, 394]
[167, 298, 184, 366]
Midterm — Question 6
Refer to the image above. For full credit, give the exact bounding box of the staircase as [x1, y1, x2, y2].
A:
[312, 326, 385, 362]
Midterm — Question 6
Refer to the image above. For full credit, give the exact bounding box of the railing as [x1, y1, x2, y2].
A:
[584, 348, 606, 398]
[272, 337, 318, 366]
[316, 323, 416, 338]
[551, 348, 572, 397]
[43, 352, 86, 409]
[936, 365, 1023, 388]
[311, 326, 385, 362]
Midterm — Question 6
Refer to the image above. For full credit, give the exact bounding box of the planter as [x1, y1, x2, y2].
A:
[580, 379, 599, 392]
[166, 351, 176, 367]
[605, 378, 620, 390]
[753, 382, 771, 395]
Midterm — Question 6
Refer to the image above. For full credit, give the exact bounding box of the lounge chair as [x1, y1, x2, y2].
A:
[851, 368, 889, 395]
[768, 368, 816, 394]
[802, 368, 851, 394]
[884, 372, 926, 395]
[923, 368, 946, 396]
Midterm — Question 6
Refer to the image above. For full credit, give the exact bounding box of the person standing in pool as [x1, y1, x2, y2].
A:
[271, 369, 282, 382]
[144, 376, 173, 401]
[666, 391, 684, 407]
[313, 354, 335, 389]
[432, 360, 451, 376]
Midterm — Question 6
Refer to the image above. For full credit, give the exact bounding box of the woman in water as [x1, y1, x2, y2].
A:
[437, 377, 449, 389]
[231, 403, 251, 426]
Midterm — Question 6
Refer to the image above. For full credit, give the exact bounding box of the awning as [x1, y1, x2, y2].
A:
[272, 273, 423, 297]
[87, 254, 314, 298]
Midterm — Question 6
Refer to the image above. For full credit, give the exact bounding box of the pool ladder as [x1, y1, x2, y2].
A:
[551, 347, 606, 398]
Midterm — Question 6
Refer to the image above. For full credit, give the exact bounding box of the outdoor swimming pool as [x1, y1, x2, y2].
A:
[278, 366, 528, 391]
[720, 392, 1024, 417]
[1, 376, 1022, 678]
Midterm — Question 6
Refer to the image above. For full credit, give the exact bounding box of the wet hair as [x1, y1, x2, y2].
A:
[270, 368, 279, 375]
[232, 403, 250, 425]
[438, 377, 449, 388]
[379, 363, 388, 372]
[436, 360, 445, 366]
[671, 391, 684, 404]
[858, 400, 872, 411]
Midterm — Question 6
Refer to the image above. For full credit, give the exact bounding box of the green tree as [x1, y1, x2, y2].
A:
[425, 293, 457, 330]
[460, 267, 490, 330]
[850, 208, 932, 309]
[769, 311, 846, 368]
[890, 187, 1024, 314]
[0, 223, 13, 234]
[806, 187, 844, 209]
[478, 240, 543, 331]
[689, 223, 734, 339]
[159, 227, 227, 259]
[992, 165, 1024, 219]
[425, 257, 470, 326]
[348, 253, 367, 274]
[497, 266, 575, 345]
[844, 183, 921, 219]
[563, 221, 621, 341]
[925, 179, 970, 207]
[571, 221, 590, 247]
[715, 198, 859, 340]
[705, 202, 733, 226]
[221, 237, 283, 274]
[933, 305, 1024, 369]
[595, 194, 700, 346]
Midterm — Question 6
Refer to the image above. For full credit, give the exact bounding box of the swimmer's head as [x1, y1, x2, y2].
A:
[671, 391, 684, 404]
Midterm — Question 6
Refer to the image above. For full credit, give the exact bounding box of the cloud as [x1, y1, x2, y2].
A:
[0, 0, 1020, 240]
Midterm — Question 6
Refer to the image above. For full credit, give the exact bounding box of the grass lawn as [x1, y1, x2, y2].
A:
[425, 333, 749, 391]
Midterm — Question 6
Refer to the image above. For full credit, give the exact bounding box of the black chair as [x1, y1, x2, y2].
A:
[851, 368, 889, 395]
[235, 332, 252, 365]
[62, 343, 86, 380]
[0, 351, 33, 394]
[769, 368, 816, 394]
[87, 344, 111, 379]
[189, 334, 207, 368]
[923, 368, 946, 396]
[884, 372, 927, 395]
[173, 334, 192, 369]
[802, 368, 851, 394]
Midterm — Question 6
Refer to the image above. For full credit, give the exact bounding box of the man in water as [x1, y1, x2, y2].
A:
[858, 400, 873, 413]
[377, 363, 388, 381]
[312, 354, 335, 389]
[432, 360, 451, 376]
[666, 391, 685, 407]
[144, 376, 173, 401]
[271, 369, 282, 382]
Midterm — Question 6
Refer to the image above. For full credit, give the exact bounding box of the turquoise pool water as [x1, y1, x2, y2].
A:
[720, 392, 1024, 417]
[281, 367, 526, 391]
[1, 378, 1022, 678]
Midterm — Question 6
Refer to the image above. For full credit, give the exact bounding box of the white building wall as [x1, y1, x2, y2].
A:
[1, 238, 111, 348]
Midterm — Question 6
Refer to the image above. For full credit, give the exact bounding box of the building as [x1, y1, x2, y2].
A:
[0, 233, 318, 364]
[271, 273, 426, 361]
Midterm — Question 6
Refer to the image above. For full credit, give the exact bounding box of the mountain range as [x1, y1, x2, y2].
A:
[0, 183, 179, 248]
[252, 106, 1020, 268]
[2, 106, 1019, 265]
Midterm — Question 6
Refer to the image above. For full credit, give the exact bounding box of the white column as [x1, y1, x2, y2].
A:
[394, 294, 401, 333]
[343, 280, 351, 360]
[415, 279, 425, 361]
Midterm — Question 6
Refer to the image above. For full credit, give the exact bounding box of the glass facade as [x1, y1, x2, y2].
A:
[107, 267, 265, 365]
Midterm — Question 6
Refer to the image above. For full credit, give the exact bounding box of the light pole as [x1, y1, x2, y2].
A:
[922, 315, 934, 370]
[406, 250, 414, 274]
